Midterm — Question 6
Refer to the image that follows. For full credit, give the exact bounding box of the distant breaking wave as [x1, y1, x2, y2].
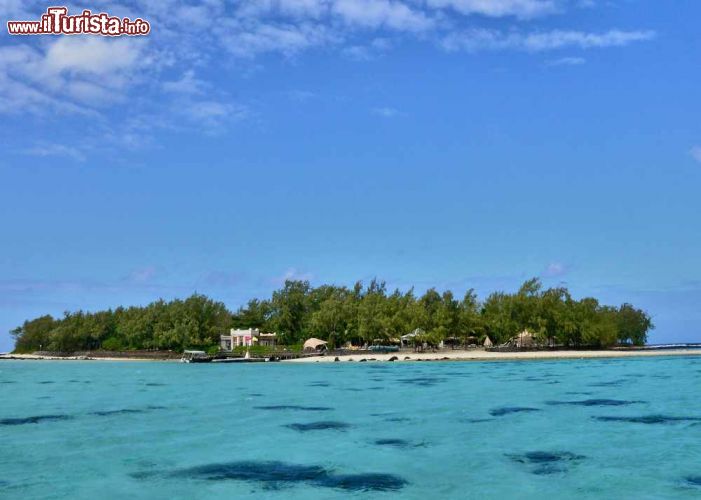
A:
[641, 343, 701, 350]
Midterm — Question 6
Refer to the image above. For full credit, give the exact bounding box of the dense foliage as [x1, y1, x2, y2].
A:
[11, 278, 653, 353]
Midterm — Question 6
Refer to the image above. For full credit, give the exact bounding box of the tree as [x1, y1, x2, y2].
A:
[9, 279, 653, 353]
[616, 303, 653, 346]
[269, 280, 311, 344]
[458, 289, 482, 345]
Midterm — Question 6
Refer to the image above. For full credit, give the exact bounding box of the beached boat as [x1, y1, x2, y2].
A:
[211, 350, 266, 363]
[211, 357, 266, 363]
[181, 350, 212, 363]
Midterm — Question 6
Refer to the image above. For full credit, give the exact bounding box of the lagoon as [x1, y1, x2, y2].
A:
[1, 357, 701, 499]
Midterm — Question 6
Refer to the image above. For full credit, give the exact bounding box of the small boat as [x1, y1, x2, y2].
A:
[181, 350, 212, 363]
[211, 357, 266, 363]
[212, 350, 267, 363]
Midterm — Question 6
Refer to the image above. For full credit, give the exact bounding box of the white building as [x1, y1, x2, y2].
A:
[220, 328, 277, 350]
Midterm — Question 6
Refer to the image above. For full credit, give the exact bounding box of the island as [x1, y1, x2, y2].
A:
[5, 277, 668, 363]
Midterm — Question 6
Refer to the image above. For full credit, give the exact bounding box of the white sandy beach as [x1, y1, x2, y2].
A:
[284, 348, 701, 363]
[2, 349, 700, 363]
[0, 353, 178, 362]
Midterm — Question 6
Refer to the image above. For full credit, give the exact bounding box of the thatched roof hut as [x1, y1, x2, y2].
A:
[303, 338, 328, 352]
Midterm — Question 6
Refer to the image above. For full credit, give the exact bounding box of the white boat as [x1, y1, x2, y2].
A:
[181, 350, 211, 363]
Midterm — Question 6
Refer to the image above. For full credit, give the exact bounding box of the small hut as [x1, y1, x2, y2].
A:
[515, 330, 536, 348]
[401, 328, 423, 347]
[303, 338, 328, 352]
[483, 336, 493, 348]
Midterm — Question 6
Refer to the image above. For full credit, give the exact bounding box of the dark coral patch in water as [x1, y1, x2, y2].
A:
[144, 383, 166, 387]
[319, 473, 407, 491]
[255, 405, 332, 412]
[162, 461, 406, 492]
[509, 451, 585, 464]
[546, 399, 643, 407]
[685, 476, 701, 487]
[531, 465, 567, 475]
[374, 438, 410, 447]
[90, 409, 146, 416]
[307, 382, 330, 387]
[594, 415, 701, 424]
[38, 381, 54, 384]
[490, 407, 541, 417]
[463, 418, 494, 423]
[90, 406, 164, 416]
[384, 417, 411, 422]
[0, 414, 72, 426]
[588, 379, 626, 387]
[507, 451, 585, 475]
[396, 377, 446, 387]
[285, 421, 350, 431]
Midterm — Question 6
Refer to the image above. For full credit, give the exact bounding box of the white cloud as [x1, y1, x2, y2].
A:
[181, 99, 249, 129]
[23, 143, 86, 162]
[333, 0, 434, 31]
[0, 0, 659, 162]
[44, 37, 141, 76]
[542, 262, 568, 278]
[162, 70, 207, 95]
[690, 146, 701, 164]
[126, 266, 158, 283]
[372, 106, 402, 117]
[426, 0, 557, 19]
[547, 56, 586, 65]
[217, 21, 337, 58]
[273, 267, 315, 285]
[442, 28, 655, 52]
[285, 89, 317, 101]
[343, 37, 393, 60]
[0, 37, 145, 112]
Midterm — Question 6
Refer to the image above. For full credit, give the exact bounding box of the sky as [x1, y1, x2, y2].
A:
[1, 0, 700, 351]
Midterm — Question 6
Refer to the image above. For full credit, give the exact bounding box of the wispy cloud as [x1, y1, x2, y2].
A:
[332, 0, 435, 31]
[372, 106, 402, 117]
[125, 266, 158, 284]
[547, 56, 586, 66]
[690, 146, 701, 164]
[0, 0, 658, 162]
[272, 267, 315, 285]
[426, 0, 557, 19]
[541, 262, 569, 278]
[162, 70, 207, 95]
[23, 143, 86, 162]
[342, 37, 393, 61]
[442, 29, 655, 52]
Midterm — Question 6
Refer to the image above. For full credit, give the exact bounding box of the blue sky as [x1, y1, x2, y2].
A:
[1, 0, 700, 351]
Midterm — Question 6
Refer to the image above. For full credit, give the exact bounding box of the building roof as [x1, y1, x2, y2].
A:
[303, 338, 328, 350]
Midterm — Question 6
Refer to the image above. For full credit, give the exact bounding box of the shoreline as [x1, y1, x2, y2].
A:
[283, 348, 701, 363]
[0, 353, 178, 362]
[2, 348, 700, 363]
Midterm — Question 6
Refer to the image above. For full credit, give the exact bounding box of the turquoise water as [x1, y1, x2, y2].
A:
[2, 356, 701, 499]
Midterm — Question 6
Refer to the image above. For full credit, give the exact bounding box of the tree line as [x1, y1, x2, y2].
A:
[11, 278, 653, 353]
